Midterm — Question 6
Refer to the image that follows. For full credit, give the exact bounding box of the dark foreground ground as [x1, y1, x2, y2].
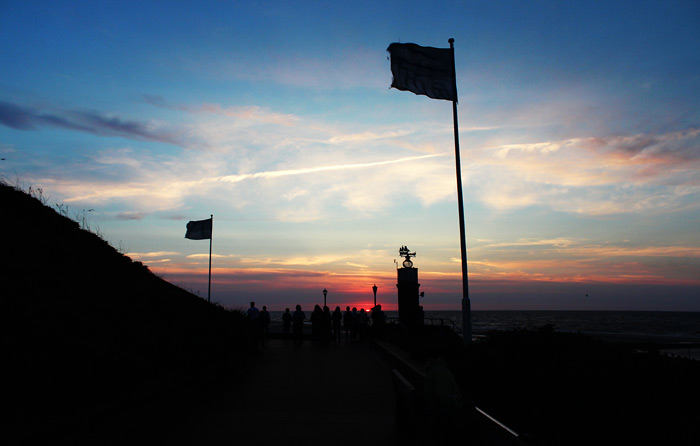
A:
[168, 337, 397, 446]
[453, 327, 700, 445]
[8, 323, 700, 446]
[43, 337, 397, 446]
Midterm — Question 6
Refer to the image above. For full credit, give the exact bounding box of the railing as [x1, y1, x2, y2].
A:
[378, 339, 527, 445]
[474, 406, 522, 439]
[390, 367, 525, 445]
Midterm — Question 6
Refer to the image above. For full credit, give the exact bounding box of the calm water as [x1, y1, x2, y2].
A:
[429, 310, 700, 338]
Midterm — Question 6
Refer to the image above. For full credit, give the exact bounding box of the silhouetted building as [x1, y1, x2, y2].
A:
[396, 246, 421, 331]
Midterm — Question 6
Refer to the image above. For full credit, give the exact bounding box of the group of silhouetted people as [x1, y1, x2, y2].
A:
[317, 304, 386, 343]
[246, 302, 386, 345]
[246, 301, 272, 347]
[274, 304, 308, 342]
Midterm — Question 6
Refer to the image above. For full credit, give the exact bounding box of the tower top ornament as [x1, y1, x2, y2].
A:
[399, 245, 416, 268]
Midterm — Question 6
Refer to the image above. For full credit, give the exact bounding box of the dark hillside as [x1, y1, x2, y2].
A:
[1, 182, 251, 442]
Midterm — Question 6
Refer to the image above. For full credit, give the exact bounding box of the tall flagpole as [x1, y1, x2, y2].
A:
[449, 38, 472, 344]
[208, 214, 213, 303]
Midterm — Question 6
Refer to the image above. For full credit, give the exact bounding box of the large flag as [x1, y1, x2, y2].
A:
[387, 42, 457, 102]
[185, 218, 212, 240]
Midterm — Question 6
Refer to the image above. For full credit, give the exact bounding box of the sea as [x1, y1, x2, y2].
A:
[266, 310, 700, 360]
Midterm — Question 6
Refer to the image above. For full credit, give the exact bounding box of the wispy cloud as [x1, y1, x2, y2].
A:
[474, 238, 700, 258]
[0, 101, 183, 145]
[144, 95, 300, 126]
[129, 251, 180, 257]
[10, 89, 700, 224]
[238, 255, 345, 267]
[327, 130, 413, 144]
[477, 238, 578, 249]
[466, 237, 700, 286]
[30, 142, 451, 221]
[116, 211, 146, 220]
[468, 128, 700, 214]
[187, 253, 234, 259]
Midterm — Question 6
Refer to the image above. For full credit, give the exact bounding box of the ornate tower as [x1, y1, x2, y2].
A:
[396, 246, 421, 330]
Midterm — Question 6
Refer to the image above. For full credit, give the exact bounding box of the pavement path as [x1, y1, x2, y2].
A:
[46, 332, 513, 446]
[107, 337, 399, 445]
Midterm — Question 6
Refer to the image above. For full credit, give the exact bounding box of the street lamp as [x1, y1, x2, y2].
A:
[323, 288, 328, 308]
[372, 284, 378, 307]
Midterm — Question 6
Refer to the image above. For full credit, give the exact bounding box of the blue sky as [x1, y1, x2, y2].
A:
[2, 0, 699, 311]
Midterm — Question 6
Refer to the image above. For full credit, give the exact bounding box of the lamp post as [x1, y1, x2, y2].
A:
[323, 288, 327, 308]
[372, 284, 378, 307]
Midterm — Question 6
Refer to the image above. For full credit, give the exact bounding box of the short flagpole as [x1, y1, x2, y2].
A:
[208, 214, 213, 303]
[449, 38, 472, 344]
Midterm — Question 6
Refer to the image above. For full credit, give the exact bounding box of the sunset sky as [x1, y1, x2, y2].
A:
[2, 1, 699, 311]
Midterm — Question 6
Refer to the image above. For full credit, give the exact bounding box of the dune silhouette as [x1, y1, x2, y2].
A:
[1, 181, 250, 442]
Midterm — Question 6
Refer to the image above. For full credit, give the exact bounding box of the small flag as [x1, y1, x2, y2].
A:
[387, 42, 457, 102]
[185, 218, 212, 240]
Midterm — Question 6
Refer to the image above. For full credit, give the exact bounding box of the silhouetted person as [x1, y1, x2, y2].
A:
[247, 301, 260, 320]
[419, 305, 425, 326]
[357, 308, 369, 343]
[321, 306, 332, 342]
[247, 301, 262, 347]
[343, 306, 353, 342]
[332, 306, 343, 342]
[310, 304, 323, 342]
[282, 308, 292, 337]
[351, 307, 359, 341]
[371, 304, 386, 338]
[292, 304, 305, 341]
[260, 305, 271, 336]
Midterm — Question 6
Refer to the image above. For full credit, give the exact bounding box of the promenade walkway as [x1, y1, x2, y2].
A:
[45, 332, 398, 446]
[51, 326, 522, 446]
[147, 337, 399, 445]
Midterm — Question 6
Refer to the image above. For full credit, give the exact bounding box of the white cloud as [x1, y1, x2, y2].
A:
[19, 90, 700, 223]
[130, 251, 180, 257]
[465, 128, 700, 215]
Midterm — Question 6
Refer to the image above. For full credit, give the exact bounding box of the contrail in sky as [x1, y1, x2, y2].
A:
[215, 153, 447, 183]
